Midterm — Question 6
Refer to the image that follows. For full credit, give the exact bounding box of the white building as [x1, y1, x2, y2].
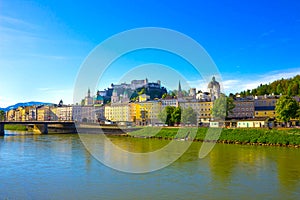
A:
[72, 105, 97, 123]
[161, 98, 178, 109]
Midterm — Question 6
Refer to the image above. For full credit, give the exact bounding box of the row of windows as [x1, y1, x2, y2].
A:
[200, 108, 211, 111]
[200, 113, 211, 116]
[230, 113, 252, 116]
[255, 112, 276, 115]
[235, 103, 253, 106]
[234, 108, 253, 111]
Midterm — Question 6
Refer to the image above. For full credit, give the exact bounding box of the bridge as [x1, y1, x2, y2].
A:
[0, 121, 75, 136]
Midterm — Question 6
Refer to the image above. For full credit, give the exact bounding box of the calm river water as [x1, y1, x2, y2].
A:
[1, 130, 300, 199]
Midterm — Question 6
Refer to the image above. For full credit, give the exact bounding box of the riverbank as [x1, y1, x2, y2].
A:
[4, 124, 28, 131]
[128, 127, 300, 147]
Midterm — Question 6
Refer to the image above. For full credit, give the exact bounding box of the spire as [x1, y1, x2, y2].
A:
[88, 88, 91, 98]
[178, 80, 183, 98]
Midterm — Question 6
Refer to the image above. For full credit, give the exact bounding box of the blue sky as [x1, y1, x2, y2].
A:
[1, 0, 300, 107]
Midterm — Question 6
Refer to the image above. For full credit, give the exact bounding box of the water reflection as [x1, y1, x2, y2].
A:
[0, 131, 299, 199]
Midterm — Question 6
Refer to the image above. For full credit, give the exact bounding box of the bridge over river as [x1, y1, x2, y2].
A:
[0, 121, 136, 136]
[0, 121, 75, 135]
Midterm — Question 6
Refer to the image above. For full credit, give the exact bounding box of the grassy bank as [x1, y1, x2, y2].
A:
[4, 124, 28, 131]
[128, 127, 300, 147]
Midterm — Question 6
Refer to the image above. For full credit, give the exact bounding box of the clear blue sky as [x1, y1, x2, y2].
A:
[1, 0, 300, 107]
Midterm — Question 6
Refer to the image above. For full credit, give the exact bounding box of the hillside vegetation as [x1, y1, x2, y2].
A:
[239, 75, 300, 96]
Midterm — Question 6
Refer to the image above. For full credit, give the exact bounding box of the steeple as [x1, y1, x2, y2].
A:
[87, 88, 91, 98]
[178, 80, 183, 98]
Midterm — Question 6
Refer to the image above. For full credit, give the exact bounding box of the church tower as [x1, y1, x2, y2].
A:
[207, 76, 220, 101]
[177, 80, 183, 99]
[84, 88, 93, 105]
[111, 89, 119, 104]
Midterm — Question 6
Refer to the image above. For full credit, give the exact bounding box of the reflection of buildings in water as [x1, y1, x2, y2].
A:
[84, 148, 92, 171]
[208, 144, 239, 182]
[276, 149, 300, 193]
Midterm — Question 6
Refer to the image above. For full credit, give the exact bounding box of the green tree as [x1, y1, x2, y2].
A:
[275, 95, 299, 125]
[211, 95, 235, 119]
[162, 93, 167, 99]
[181, 107, 197, 124]
[276, 83, 283, 95]
[138, 88, 146, 95]
[171, 107, 181, 125]
[168, 90, 176, 98]
[158, 106, 175, 126]
[0, 110, 5, 121]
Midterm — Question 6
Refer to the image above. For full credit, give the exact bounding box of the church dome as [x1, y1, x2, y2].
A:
[207, 76, 220, 89]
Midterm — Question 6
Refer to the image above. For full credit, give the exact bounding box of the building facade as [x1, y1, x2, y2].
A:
[228, 97, 255, 119]
[254, 95, 279, 119]
[179, 100, 212, 124]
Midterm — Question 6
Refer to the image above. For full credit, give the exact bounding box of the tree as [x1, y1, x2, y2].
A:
[0, 110, 5, 121]
[211, 95, 235, 119]
[275, 95, 299, 125]
[138, 88, 146, 95]
[276, 83, 283, 95]
[168, 90, 177, 97]
[171, 107, 181, 125]
[158, 106, 175, 126]
[181, 107, 197, 124]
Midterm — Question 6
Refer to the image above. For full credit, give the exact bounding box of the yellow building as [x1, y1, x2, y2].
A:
[129, 103, 137, 122]
[255, 110, 276, 118]
[179, 100, 212, 123]
[6, 109, 15, 121]
[254, 95, 278, 119]
[135, 101, 162, 126]
[14, 106, 29, 121]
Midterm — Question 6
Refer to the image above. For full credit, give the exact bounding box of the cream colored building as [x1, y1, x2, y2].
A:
[37, 106, 51, 121]
[6, 109, 15, 121]
[56, 106, 73, 121]
[104, 103, 130, 122]
[237, 119, 266, 128]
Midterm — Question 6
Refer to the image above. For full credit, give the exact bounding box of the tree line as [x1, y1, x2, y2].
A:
[238, 75, 300, 97]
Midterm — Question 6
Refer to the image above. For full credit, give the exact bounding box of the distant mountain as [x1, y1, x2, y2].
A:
[0, 101, 53, 112]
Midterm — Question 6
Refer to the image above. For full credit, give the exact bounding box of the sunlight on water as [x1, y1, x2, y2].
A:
[0, 131, 299, 199]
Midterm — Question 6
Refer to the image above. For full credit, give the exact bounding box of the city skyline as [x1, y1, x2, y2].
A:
[1, 0, 300, 107]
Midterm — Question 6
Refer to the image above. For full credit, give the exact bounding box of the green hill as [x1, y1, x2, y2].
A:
[238, 75, 300, 96]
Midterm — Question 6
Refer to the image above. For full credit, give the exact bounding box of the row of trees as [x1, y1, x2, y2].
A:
[158, 106, 197, 126]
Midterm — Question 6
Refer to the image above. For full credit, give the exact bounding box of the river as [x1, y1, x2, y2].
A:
[0, 130, 300, 199]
